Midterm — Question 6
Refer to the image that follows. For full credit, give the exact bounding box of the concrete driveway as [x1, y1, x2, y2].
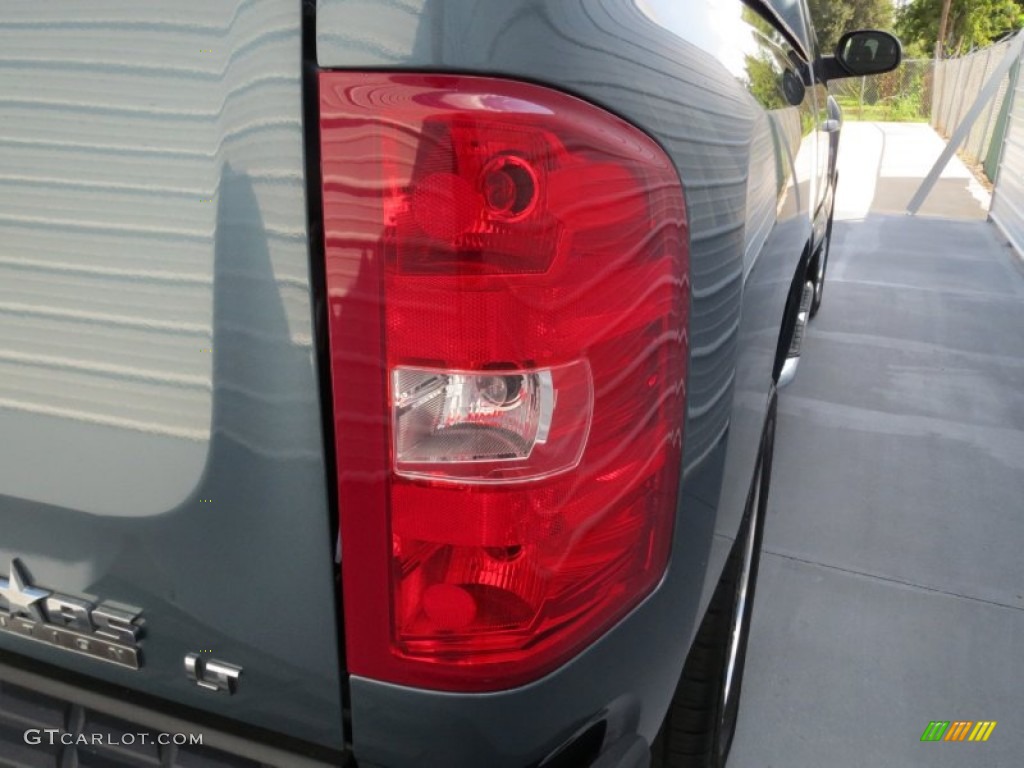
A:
[729, 123, 1024, 767]
[832, 121, 991, 220]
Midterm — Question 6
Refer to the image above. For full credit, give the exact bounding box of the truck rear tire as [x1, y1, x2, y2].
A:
[651, 397, 775, 767]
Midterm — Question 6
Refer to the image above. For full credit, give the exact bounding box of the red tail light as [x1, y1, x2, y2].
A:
[320, 73, 689, 691]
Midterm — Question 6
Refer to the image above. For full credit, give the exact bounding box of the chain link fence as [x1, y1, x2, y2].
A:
[931, 39, 1018, 172]
[831, 59, 933, 122]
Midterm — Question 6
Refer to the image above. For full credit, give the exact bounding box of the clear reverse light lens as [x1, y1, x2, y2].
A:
[392, 362, 591, 483]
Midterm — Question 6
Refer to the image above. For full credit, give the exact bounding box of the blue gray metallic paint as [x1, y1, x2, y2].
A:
[0, 0, 344, 750]
[316, 0, 816, 765]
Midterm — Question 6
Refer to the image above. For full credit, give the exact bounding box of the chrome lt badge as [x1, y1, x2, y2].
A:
[0, 558, 144, 669]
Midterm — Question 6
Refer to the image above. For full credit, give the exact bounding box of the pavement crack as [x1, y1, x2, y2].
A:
[761, 548, 1024, 613]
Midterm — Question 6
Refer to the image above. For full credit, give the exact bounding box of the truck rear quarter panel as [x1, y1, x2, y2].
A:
[316, 0, 812, 765]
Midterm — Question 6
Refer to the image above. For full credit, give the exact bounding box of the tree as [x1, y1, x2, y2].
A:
[896, 0, 1024, 57]
[807, 0, 894, 52]
[936, 0, 953, 58]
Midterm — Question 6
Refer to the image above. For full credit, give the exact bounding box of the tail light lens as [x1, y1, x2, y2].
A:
[320, 73, 689, 691]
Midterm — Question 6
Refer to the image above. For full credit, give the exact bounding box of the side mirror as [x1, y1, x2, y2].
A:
[837, 30, 902, 75]
[820, 30, 902, 81]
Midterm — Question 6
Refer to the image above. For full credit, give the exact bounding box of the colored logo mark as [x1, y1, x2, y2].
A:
[921, 721, 997, 742]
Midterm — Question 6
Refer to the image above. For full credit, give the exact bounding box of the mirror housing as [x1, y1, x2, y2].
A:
[819, 30, 902, 81]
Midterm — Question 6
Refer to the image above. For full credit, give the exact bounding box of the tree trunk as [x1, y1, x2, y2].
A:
[935, 0, 953, 59]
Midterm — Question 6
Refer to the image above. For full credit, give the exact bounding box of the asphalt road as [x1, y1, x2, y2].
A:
[729, 124, 1024, 767]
